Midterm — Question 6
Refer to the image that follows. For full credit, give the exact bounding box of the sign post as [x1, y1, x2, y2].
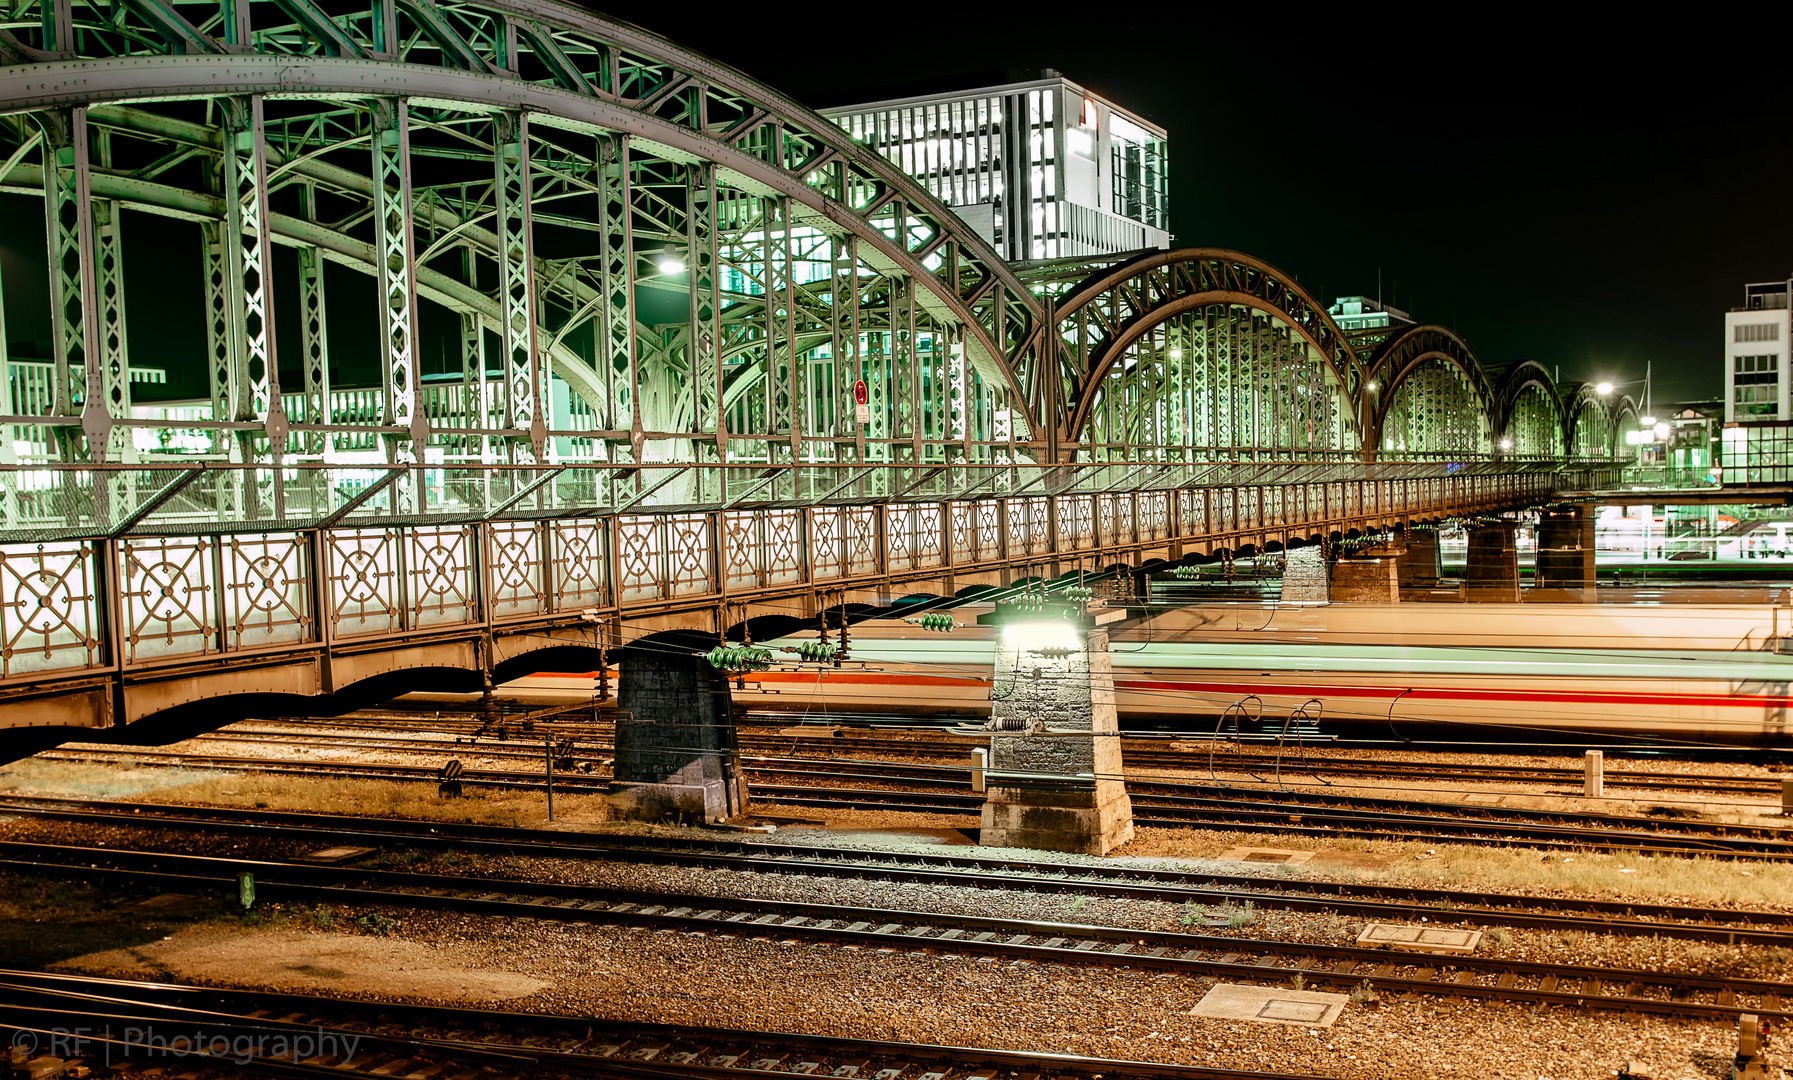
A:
[853, 380, 869, 425]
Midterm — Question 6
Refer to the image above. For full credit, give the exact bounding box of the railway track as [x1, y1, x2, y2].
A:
[4, 795, 1790, 945]
[0, 971, 1311, 1080]
[30, 739, 1793, 858]
[3, 839, 1790, 1026]
[196, 719, 1790, 796]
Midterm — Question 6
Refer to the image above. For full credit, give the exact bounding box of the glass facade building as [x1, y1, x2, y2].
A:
[821, 71, 1170, 262]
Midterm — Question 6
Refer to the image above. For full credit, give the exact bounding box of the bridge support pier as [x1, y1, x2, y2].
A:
[1534, 505, 1596, 601]
[1330, 552, 1400, 602]
[609, 650, 746, 824]
[1397, 527, 1442, 590]
[1466, 521, 1522, 602]
[979, 616, 1134, 856]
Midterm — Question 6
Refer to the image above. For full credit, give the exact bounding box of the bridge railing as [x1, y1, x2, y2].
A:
[0, 462, 1561, 705]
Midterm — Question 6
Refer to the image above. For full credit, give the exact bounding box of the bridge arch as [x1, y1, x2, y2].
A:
[1495, 362, 1567, 460]
[1052, 249, 1362, 460]
[1563, 383, 1621, 460]
[0, 0, 1046, 469]
[1363, 326, 1496, 461]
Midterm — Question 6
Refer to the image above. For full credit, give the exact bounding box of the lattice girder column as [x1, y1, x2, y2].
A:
[92, 198, 131, 463]
[597, 134, 636, 462]
[761, 194, 797, 462]
[686, 162, 722, 460]
[296, 244, 330, 454]
[830, 235, 864, 462]
[219, 96, 286, 449]
[200, 223, 234, 457]
[495, 111, 544, 461]
[38, 107, 100, 462]
[370, 97, 427, 464]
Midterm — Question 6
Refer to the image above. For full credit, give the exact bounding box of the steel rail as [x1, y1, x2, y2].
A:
[3, 796, 1789, 941]
[3, 848, 1789, 1025]
[0, 972, 1329, 1080]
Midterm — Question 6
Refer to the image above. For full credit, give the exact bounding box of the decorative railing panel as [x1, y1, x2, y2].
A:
[120, 536, 217, 663]
[0, 541, 101, 678]
[221, 533, 310, 651]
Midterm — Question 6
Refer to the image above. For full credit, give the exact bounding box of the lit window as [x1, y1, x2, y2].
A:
[1082, 98, 1097, 128]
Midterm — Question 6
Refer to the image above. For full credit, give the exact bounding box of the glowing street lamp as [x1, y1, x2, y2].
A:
[655, 255, 686, 275]
[1595, 381, 1614, 395]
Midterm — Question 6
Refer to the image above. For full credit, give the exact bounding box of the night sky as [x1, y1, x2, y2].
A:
[1, 10, 1782, 406]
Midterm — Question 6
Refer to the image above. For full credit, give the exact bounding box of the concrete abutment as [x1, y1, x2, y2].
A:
[609, 650, 746, 824]
[979, 621, 1134, 856]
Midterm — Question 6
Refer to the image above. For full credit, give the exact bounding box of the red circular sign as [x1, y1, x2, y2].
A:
[853, 380, 868, 405]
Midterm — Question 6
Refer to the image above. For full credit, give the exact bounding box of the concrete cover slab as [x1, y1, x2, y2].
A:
[1357, 922, 1482, 954]
[1216, 847, 1316, 865]
[300, 845, 375, 864]
[1189, 983, 1348, 1027]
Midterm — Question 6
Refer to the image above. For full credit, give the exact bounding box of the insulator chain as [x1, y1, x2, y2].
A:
[705, 645, 773, 672]
[905, 612, 957, 632]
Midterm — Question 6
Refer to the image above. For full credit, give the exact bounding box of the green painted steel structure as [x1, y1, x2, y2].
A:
[0, 0, 1628, 735]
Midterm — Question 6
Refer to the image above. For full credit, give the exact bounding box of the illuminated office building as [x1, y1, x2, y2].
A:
[822, 71, 1170, 262]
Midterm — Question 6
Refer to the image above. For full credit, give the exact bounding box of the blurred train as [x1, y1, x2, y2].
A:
[508, 604, 1793, 746]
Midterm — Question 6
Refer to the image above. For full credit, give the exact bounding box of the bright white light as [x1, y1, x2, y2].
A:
[1653, 422, 1670, 439]
[1639, 416, 1655, 425]
[656, 256, 686, 275]
[1595, 381, 1614, 395]
[1168, 348, 1183, 359]
[1002, 619, 1081, 655]
[1366, 381, 1378, 391]
[1499, 438, 1513, 451]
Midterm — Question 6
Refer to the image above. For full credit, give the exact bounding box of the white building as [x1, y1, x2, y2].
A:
[821, 71, 1170, 262]
[1724, 279, 1791, 422]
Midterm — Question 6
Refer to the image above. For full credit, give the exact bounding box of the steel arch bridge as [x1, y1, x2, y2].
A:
[0, 0, 1627, 734]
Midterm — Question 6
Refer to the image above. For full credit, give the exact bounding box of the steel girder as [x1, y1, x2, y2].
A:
[1492, 361, 1566, 462]
[0, 1, 1046, 432]
[1361, 325, 1497, 463]
[1051, 249, 1364, 461]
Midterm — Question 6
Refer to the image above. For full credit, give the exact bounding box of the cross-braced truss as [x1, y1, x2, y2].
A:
[0, 0, 1623, 544]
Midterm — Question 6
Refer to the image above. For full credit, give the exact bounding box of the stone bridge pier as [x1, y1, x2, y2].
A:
[977, 606, 1134, 855]
[610, 650, 746, 824]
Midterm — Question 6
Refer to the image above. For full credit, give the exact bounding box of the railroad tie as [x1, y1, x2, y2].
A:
[844, 921, 871, 932]
[936, 929, 963, 941]
[1539, 976, 1559, 992]
[789, 1061, 823, 1074]
[971, 932, 996, 943]
[1497, 972, 1516, 989]
[1006, 935, 1030, 945]
[1330, 960, 1357, 974]
[829, 1057, 868, 1076]
[1073, 940, 1100, 952]
[1041, 937, 1067, 949]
